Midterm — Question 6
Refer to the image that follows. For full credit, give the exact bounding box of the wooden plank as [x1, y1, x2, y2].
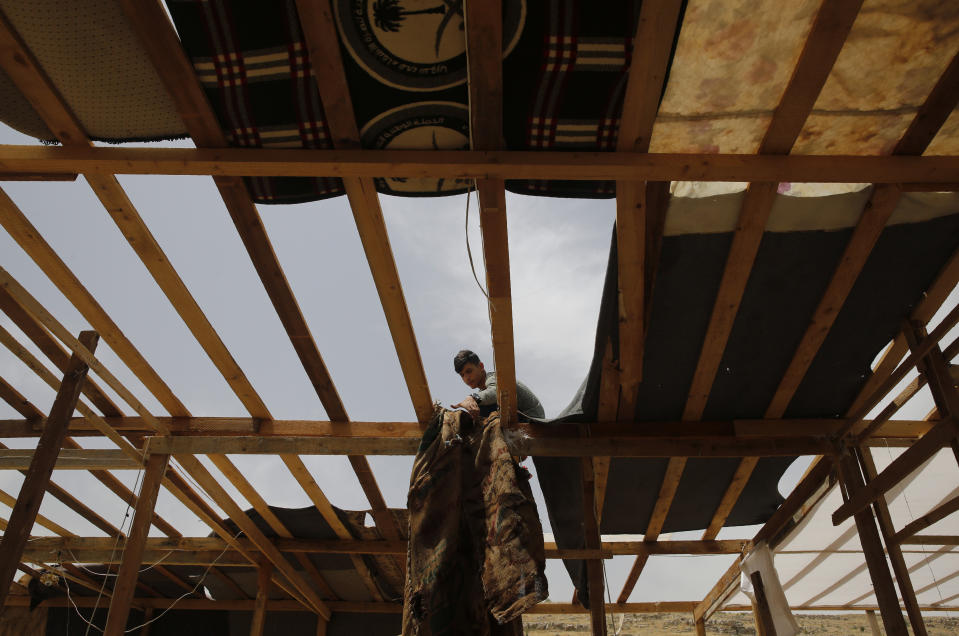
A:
[694, 556, 743, 622]
[702, 457, 759, 540]
[615, 181, 646, 393]
[249, 560, 273, 636]
[847, 248, 959, 421]
[859, 448, 927, 636]
[834, 417, 959, 525]
[0, 448, 140, 470]
[86, 174, 272, 419]
[0, 376, 43, 420]
[748, 571, 776, 636]
[0, 440, 122, 537]
[0, 285, 123, 416]
[0, 487, 75, 537]
[765, 184, 901, 418]
[683, 183, 778, 420]
[617, 456, 686, 602]
[0, 9, 88, 144]
[293, 0, 432, 423]
[1, 415, 933, 440]
[208, 454, 339, 600]
[103, 453, 169, 636]
[0, 265, 169, 434]
[0, 330, 96, 609]
[893, 51, 959, 156]
[580, 456, 607, 635]
[0, 189, 186, 417]
[5, 146, 959, 184]
[840, 302, 959, 440]
[174, 453, 331, 619]
[836, 451, 908, 636]
[144, 433, 835, 457]
[893, 493, 959, 544]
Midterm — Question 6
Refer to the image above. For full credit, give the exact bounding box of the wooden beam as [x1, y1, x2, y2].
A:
[834, 417, 959, 524]
[294, 0, 432, 423]
[144, 433, 836, 457]
[0, 330, 96, 609]
[0, 376, 43, 420]
[859, 448, 927, 636]
[249, 560, 273, 636]
[694, 556, 743, 622]
[893, 51, 959, 156]
[0, 189, 186, 417]
[4, 146, 959, 184]
[0, 285, 123, 416]
[0, 448, 140, 470]
[174, 453, 331, 619]
[580, 456, 607, 635]
[893, 493, 959, 544]
[103, 453, 170, 636]
[836, 450, 908, 636]
[0, 487, 75, 537]
[0, 264, 172, 435]
[901, 534, 959, 546]
[765, 184, 901, 417]
[748, 571, 776, 636]
[0, 414, 934, 440]
[208, 454, 339, 600]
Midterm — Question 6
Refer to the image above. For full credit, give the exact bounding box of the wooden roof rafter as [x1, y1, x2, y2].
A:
[621, 0, 867, 603]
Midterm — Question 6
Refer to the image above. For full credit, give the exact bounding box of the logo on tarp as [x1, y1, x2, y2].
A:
[334, 0, 526, 91]
[361, 102, 470, 195]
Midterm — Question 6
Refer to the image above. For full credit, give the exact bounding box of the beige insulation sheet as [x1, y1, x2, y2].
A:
[0, 0, 186, 141]
[650, 0, 959, 156]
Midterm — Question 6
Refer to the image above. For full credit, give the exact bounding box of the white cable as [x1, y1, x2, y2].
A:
[61, 529, 243, 634]
[882, 441, 945, 603]
[67, 549, 175, 576]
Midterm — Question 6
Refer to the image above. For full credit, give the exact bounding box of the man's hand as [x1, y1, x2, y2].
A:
[451, 396, 480, 421]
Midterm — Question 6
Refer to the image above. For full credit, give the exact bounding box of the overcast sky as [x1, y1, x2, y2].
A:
[0, 120, 952, 615]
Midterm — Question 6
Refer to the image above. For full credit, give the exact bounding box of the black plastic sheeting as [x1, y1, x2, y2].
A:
[534, 206, 959, 605]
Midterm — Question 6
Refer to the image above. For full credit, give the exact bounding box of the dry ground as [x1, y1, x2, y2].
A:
[522, 611, 959, 635]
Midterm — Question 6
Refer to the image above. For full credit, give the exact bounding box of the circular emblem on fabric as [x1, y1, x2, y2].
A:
[361, 101, 470, 195]
[334, 0, 526, 91]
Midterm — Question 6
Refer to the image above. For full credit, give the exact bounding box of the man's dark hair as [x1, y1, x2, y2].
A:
[453, 349, 481, 374]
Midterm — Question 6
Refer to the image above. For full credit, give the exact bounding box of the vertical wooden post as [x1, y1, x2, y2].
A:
[103, 452, 170, 636]
[694, 616, 707, 635]
[581, 455, 607, 636]
[865, 610, 882, 636]
[836, 449, 908, 636]
[0, 330, 98, 610]
[140, 608, 154, 636]
[749, 571, 777, 636]
[249, 560, 274, 636]
[315, 615, 328, 636]
[858, 447, 927, 636]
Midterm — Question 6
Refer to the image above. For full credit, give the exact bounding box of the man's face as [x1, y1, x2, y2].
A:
[458, 361, 486, 389]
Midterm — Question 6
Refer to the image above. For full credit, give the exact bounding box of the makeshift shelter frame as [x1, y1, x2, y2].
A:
[0, 1, 956, 636]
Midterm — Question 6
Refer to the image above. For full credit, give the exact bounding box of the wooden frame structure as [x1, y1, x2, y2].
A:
[0, 1, 957, 635]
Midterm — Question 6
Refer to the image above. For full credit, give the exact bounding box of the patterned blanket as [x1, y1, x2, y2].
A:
[403, 407, 547, 635]
[165, 0, 677, 203]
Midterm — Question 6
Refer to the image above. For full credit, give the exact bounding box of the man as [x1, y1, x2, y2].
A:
[451, 349, 545, 421]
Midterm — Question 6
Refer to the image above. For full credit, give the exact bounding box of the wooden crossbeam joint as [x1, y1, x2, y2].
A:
[0, 330, 97, 610]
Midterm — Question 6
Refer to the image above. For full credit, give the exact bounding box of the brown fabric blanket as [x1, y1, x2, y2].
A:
[403, 407, 547, 635]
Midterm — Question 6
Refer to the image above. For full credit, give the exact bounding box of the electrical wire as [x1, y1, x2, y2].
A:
[61, 529, 243, 634]
[464, 180, 492, 303]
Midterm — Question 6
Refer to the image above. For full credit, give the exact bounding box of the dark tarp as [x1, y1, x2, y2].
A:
[534, 203, 959, 604]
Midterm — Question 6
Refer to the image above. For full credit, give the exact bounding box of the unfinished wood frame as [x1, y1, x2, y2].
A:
[0, 0, 956, 626]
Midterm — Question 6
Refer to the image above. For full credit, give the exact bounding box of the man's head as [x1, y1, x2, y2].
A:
[453, 349, 486, 389]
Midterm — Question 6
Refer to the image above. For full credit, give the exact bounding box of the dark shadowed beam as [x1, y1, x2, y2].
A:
[0, 330, 97, 609]
[294, 0, 433, 424]
[465, 0, 518, 425]
[103, 453, 170, 636]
